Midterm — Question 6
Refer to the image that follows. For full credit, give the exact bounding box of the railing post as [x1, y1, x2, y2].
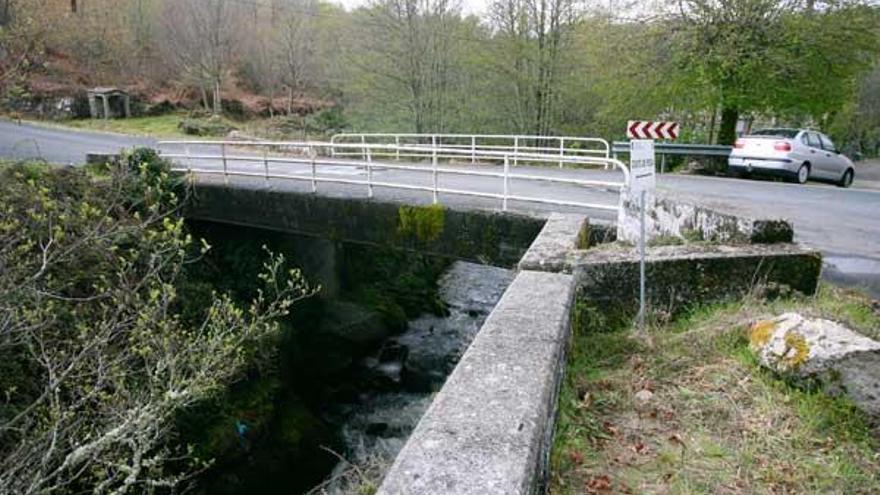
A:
[221, 143, 228, 185]
[310, 146, 317, 193]
[184, 143, 192, 174]
[263, 146, 269, 186]
[366, 146, 374, 199]
[432, 147, 438, 204]
[513, 136, 519, 166]
[503, 155, 509, 211]
[661, 153, 666, 174]
[559, 138, 564, 168]
[471, 136, 476, 164]
[360, 135, 366, 160]
[395, 136, 400, 161]
[431, 134, 437, 162]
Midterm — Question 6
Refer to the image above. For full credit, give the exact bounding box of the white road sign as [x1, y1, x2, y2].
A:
[629, 139, 655, 194]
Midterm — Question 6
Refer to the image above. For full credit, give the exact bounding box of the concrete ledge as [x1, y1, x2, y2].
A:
[572, 243, 822, 320]
[617, 192, 793, 245]
[186, 183, 545, 267]
[518, 213, 588, 273]
[378, 270, 575, 495]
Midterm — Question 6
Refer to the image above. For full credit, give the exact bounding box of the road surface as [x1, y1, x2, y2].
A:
[2, 120, 878, 297]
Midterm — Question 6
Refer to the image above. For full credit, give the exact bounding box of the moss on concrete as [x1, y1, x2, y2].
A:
[397, 204, 445, 243]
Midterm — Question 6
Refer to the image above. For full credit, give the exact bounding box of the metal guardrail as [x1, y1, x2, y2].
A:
[331, 133, 611, 167]
[158, 140, 629, 213]
[611, 142, 732, 173]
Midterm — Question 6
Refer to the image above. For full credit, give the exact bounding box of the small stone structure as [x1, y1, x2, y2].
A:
[750, 313, 880, 417]
[617, 190, 793, 245]
[87, 87, 131, 119]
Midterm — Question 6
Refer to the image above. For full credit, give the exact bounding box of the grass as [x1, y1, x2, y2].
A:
[57, 113, 190, 137]
[551, 283, 880, 494]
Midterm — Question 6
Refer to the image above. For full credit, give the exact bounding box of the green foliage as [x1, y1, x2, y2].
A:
[178, 116, 237, 136]
[0, 154, 315, 493]
[397, 204, 445, 243]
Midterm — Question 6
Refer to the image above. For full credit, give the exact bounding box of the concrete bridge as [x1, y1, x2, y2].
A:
[156, 133, 822, 494]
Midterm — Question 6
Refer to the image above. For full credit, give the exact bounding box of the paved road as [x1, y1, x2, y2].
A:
[2, 120, 878, 297]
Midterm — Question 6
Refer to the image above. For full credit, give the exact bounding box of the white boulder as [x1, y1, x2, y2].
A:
[749, 312, 880, 417]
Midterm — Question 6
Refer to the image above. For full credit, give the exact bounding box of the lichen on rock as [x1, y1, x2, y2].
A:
[749, 312, 880, 417]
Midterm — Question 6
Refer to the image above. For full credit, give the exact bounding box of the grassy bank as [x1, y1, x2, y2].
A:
[551, 284, 880, 494]
[57, 113, 190, 137]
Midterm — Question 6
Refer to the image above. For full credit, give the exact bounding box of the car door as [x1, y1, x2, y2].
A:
[803, 132, 827, 177]
[818, 133, 845, 178]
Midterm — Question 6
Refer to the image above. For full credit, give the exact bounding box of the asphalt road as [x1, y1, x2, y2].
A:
[2, 120, 878, 297]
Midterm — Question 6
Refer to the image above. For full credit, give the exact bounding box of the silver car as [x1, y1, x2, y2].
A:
[728, 128, 855, 187]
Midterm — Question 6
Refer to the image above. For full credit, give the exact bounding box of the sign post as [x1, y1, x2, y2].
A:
[629, 139, 656, 329]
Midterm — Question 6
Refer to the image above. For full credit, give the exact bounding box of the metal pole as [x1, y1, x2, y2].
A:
[184, 144, 192, 174]
[639, 189, 647, 330]
[661, 153, 666, 174]
[263, 147, 269, 185]
[503, 156, 509, 211]
[471, 136, 476, 164]
[559, 138, 564, 168]
[395, 136, 400, 161]
[432, 147, 438, 204]
[366, 147, 373, 199]
[310, 147, 317, 193]
[360, 135, 366, 160]
[513, 136, 519, 166]
[221, 143, 228, 185]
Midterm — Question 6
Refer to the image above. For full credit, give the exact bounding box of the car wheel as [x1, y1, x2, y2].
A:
[837, 168, 854, 188]
[795, 163, 809, 184]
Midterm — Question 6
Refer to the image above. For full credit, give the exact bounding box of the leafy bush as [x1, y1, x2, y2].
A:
[0, 154, 315, 493]
[178, 116, 237, 136]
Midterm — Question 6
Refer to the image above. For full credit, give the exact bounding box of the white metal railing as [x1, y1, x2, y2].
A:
[330, 133, 610, 167]
[157, 140, 629, 213]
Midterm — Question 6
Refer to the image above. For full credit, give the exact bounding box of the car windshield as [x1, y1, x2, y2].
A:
[749, 129, 800, 138]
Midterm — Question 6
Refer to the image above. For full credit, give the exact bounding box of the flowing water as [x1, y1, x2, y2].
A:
[318, 261, 516, 493]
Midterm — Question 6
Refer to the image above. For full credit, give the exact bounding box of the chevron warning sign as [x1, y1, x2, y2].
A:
[627, 121, 679, 140]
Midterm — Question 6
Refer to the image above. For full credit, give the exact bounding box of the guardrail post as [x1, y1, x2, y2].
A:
[513, 136, 519, 166]
[395, 136, 400, 161]
[263, 147, 270, 185]
[184, 143, 192, 174]
[558, 138, 564, 168]
[221, 143, 228, 185]
[310, 146, 317, 193]
[360, 135, 366, 160]
[432, 147, 438, 204]
[660, 153, 666, 174]
[471, 136, 476, 164]
[503, 155, 509, 211]
[366, 146, 374, 199]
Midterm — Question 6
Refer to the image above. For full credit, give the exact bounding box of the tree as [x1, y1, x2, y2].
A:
[488, 0, 579, 136]
[358, 0, 464, 133]
[161, 0, 243, 115]
[672, 0, 879, 144]
[0, 154, 315, 493]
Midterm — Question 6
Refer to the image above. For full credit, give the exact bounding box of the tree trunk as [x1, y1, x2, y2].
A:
[201, 86, 210, 112]
[708, 106, 717, 144]
[212, 79, 222, 116]
[718, 106, 739, 145]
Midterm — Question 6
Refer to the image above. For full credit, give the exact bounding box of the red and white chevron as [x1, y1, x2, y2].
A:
[627, 120, 679, 140]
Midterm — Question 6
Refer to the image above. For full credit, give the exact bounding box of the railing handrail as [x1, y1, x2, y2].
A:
[158, 139, 628, 182]
[612, 141, 732, 157]
[157, 139, 629, 214]
[331, 132, 611, 159]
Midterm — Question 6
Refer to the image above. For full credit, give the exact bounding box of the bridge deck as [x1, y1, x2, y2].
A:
[175, 153, 623, 222]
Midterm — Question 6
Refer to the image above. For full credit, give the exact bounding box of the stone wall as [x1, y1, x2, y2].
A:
[616, 191, 793, 245]
[187, 183, 545, 268]
[572, 243, 823, 323]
